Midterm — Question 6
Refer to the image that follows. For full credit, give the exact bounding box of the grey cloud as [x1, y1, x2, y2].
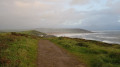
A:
[71, 0, 91, 5]
[0, 0, 68, 29]
[70, 0, 120, 30]
[78, 6, 120, 30]
[0, 0, 87, 29]
[70, 0, 100, 5]
[0, 0, 120, 30]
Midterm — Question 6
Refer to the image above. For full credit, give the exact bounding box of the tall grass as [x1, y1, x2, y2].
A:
[48, 37, 120, 67]
[0, 32, 39, 67]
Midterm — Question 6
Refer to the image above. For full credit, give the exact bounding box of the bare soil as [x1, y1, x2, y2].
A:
[37, 40, 85, 67]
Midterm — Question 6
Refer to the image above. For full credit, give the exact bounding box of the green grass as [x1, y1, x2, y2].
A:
[0, 32, 39, 67]
[48, 37, 120, 67]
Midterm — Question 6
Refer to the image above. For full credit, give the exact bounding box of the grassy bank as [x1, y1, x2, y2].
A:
[0, 32, 39, 67]
[48, 37, 120, 67]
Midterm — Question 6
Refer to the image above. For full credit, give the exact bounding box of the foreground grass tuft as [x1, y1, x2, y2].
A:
[48, 37, 120, 67]
[0, 32, 39, 67]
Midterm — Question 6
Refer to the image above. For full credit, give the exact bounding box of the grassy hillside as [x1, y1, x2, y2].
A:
[19, 30, 46, 36]
[0, 32, 40, 67]
[48, 37, 120, 67]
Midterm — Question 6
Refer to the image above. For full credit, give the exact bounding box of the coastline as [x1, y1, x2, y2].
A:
[52, 32, 120, 45]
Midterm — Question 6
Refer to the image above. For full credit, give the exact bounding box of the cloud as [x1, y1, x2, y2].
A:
[40, 0, 66, 2]
[70, 0, 100, 5]
[68, 0, 120, 30]
[71, 0, 91, 5]
[0, 0, 120, 30]
[0, 0, 87, 29]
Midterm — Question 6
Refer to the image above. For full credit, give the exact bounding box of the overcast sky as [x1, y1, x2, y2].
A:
[0, 0, 120, 30]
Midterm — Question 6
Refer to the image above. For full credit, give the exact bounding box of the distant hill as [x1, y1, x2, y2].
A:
[19, 30, 46, 36]
[36, 28, 92, 34]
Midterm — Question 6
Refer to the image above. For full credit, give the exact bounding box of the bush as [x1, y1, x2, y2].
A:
[11, 32, 28, 37]
[76, 42, 89, 47]
[90, 58, 104, 67]
[105, 52, 120, 64]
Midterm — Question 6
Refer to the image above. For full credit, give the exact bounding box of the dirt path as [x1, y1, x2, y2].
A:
[37, 40, 85, 67]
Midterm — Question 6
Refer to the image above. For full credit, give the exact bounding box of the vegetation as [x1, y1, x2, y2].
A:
[1, 30, 120, 67]
[19, 30, 46, 36]
[48, 37, 120, 67]
[0, 32, 39, 67]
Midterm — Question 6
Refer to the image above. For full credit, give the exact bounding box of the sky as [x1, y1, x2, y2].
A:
[0, 0, 120, 30]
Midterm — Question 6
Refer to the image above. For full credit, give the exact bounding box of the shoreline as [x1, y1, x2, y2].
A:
[52, 32, 120, 45]
[62, 36, 120, 45]
[58, 37, 120, 46]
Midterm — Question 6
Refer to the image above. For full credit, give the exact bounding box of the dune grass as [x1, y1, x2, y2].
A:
[0, 32, 39, 67]
[48, 37, 120, 67]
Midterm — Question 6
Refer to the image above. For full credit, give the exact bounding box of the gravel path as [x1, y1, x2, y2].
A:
[37, 40, 85, 67]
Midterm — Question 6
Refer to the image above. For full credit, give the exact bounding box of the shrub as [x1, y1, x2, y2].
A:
[90, 58, 104, 67]
[76, 42, 89, 47]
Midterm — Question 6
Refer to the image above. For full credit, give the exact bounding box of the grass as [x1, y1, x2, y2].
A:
[48, 37, 120, 67]
[0, 32, 40, 67]
[1, 30, 120, 67]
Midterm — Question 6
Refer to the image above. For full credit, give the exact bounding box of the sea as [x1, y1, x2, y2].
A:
[54, 30, 120, 44]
